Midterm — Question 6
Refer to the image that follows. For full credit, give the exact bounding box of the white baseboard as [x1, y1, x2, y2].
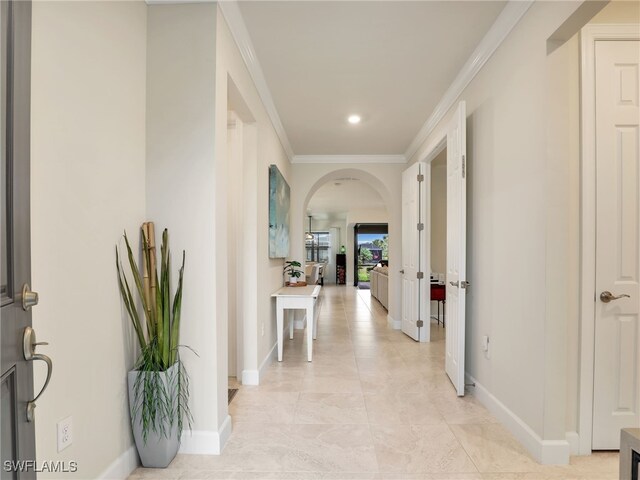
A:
[241, 339, 278, 386]
[179, 415, 232, 456]
[387, 314, 401, 329]
[218, 415, 233, 453]
[466, 373, 570, 465]
[241, 369, 259, 385]
[97, 445, 139, 479]
[258, 341, 278, 380]
[566, 431, 580, 455]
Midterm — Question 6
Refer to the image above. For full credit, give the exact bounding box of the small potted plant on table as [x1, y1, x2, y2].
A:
[284, 260, 306, 286]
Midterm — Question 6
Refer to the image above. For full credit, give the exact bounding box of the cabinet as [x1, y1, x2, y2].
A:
[336, 254, 346, 285]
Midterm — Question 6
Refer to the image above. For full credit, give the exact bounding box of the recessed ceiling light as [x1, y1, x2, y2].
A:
[348, 115, 361, 124]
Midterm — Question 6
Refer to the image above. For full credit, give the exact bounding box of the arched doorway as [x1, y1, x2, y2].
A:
[305, 177, 388, 287]
[289, 165, 404, 329]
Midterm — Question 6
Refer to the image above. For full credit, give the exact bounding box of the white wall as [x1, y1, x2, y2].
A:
[216, 8, 292, 383]
[590, 0, 639, 23]
[408, 0, 586, 462]
[291, 164, 403, 326]
[146, 3, 223, 451]
[31, 1, 147, 477]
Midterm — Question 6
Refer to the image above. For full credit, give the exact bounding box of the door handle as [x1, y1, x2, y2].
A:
[450, 281, 459, 287]
[23, 327, 53, 422]
[449, 280, 470, 289]
[600, 291, 631, 303]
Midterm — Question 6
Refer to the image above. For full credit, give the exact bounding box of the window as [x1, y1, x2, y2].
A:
[306, 231, 330, 263]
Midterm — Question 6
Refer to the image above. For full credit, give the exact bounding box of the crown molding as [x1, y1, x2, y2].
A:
[175, 0, 532, 164]
[146, 0, 215, 4]
[218, 1, 295, 161]
[292, 155, 406, 165]
[404, 0, 534, 161]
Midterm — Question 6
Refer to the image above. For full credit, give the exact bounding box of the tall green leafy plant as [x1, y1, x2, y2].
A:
[116, 227, 193, 442]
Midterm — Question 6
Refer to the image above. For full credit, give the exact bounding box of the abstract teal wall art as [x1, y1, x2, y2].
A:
[269, 165, 290, 258]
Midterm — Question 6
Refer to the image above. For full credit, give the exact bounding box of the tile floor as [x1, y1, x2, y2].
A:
[129, 286, 619, 480]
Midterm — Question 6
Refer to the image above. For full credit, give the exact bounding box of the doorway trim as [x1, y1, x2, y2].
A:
[578, 23, 640, 456]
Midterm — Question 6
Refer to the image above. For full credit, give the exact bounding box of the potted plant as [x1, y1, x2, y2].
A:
[115, 223, 193, 468]
[283, 260, 304, 285]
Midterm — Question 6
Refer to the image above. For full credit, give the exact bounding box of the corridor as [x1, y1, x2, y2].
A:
[130, 286, 618, 479]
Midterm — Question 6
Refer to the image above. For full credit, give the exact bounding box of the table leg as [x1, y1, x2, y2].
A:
[288, 310, 294, 340]
[277, 304, 284, 361]
[306, 304, 313, 362]
[313, 309, 318, 340]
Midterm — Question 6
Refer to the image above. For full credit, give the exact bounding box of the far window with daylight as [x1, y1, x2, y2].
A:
[306, 231, 330, 263]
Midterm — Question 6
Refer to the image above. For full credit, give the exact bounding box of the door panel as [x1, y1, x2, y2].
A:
[401, 162, 428, 341]
[445, 101, 467, 397]
[593, 40, 640, 450]
[1, 1, 36, 477]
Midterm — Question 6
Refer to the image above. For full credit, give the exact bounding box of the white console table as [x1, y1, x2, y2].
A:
[271, 285, 322, 362]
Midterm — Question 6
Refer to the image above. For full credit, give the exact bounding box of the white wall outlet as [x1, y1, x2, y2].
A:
[57, 416, 73, 452]
[481, 335, 490, 358]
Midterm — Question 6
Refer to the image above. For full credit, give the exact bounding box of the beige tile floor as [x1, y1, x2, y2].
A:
[130, 286, 619, 480]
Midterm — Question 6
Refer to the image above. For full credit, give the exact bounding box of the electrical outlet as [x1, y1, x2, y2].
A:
[57, 416, 73, 452]
[482, 335, 490, 358]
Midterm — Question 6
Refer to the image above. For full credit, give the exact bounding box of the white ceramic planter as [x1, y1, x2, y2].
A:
[127, 363, 180, 468]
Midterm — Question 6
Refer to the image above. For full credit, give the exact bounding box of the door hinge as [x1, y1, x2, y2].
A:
[462, 155, 466, 179]
[417, 271, 424, 280]
[417, 222, 424, 231]
[416, 320, 424, 327]
[417, 174, 424, 182]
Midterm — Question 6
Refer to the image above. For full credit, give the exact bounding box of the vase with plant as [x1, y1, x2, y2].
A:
[283, 260, 304, 285]
[115, 223, 193, 468]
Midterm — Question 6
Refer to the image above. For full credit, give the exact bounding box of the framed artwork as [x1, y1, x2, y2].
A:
[268, 164, 290, 258]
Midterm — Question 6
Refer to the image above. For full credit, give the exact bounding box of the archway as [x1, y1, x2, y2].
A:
[305, 176, 388, 287]
[290, 164, 404, 328]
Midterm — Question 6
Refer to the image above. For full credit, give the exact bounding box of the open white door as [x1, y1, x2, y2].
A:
[445, 101, 467, 396]
[401, 162, 428, 342]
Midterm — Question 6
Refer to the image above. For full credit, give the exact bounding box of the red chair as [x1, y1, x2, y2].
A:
[431, 284, 446, 327]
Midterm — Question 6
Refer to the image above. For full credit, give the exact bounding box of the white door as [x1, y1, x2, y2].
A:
[445, 101, 467, 396]
[592, 40, 640, 450]
[401, 162, 428, 342]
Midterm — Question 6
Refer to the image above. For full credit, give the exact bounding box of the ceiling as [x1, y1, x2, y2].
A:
[308, 178, 386, 218]
[237, 1, 507, 156]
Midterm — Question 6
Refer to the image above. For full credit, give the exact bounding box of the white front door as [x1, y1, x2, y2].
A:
[592, 39, 640, 450]
[401, 162, 428, 342]
[445, 101, 467, 396]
